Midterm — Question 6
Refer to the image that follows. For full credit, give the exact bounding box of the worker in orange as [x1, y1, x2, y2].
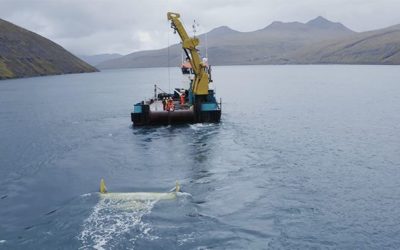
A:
[180, 93, 185, 105]
[167, 97, 174, 111]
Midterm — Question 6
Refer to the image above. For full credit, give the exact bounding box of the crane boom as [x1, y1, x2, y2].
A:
[167, 12, 209, 96]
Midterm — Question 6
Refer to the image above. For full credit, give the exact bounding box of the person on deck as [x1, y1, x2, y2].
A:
[167, 97, 174, 111]
[162, 97, 167, 111]
[180, 93, 185, 105]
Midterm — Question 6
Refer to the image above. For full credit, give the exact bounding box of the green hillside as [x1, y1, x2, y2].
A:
[0, 18, 98, 80]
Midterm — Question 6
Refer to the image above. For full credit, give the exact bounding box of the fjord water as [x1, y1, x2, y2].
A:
[1, 65, 400, 249]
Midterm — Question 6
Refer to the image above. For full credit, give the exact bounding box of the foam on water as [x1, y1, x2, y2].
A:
[78, 194, 159, 250]
[176, 192, 192, 198]
[189, 123, 215, 131]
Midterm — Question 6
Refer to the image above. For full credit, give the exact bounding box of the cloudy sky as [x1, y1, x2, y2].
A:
[1, 0, 400, 56]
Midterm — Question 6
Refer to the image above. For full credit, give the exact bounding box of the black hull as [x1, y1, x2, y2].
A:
[131, 108, 221, 126]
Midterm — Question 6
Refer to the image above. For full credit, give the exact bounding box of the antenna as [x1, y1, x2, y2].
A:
[192, 19, 199, 37]
[205, 31, 208, 59]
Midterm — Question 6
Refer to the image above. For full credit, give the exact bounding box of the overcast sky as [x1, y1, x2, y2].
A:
[1, 0, 400, 56]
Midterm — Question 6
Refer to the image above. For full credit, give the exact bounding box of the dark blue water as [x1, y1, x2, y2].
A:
[1, 65, 400, 249]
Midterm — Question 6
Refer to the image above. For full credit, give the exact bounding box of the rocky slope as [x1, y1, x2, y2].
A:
[0, 18, 98, 80]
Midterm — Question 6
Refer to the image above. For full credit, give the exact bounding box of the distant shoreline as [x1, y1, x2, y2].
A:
[3, 64, 399, 81]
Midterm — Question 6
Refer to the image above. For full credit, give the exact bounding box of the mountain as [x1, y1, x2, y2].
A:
[98, 16, 400, 69]
[292, 24, 400, 64]
[306, 16, 352, 32]
[79, 53, 123, 67]
[0, 18, 98, 80]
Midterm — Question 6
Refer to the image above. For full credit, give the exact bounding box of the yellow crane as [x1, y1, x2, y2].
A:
[167, 12, 210, 97]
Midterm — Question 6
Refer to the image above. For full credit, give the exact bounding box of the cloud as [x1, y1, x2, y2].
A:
[1, 0, 399, 55]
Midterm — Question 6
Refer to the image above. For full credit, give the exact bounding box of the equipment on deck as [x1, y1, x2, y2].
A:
[99, 178, 181, 201]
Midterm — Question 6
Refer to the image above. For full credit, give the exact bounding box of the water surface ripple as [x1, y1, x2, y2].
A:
[1, 66, 400, 249]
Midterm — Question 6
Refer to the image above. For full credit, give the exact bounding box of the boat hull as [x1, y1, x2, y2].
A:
[131, 105, 221, 126]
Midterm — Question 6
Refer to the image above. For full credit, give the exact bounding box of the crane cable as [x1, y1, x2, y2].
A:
[167, 21, 171, 93]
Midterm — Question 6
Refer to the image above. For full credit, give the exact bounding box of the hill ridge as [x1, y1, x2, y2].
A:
[0, 18, 98, 80]
[95, 16, 400, 68]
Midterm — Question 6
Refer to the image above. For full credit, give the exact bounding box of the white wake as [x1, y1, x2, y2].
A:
[78, 195, 159, 250]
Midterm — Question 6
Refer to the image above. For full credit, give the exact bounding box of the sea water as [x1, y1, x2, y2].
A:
[0, 65, 400, 249]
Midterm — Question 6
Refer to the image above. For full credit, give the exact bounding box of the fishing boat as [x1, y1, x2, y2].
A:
[131, 12, 221, 126]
